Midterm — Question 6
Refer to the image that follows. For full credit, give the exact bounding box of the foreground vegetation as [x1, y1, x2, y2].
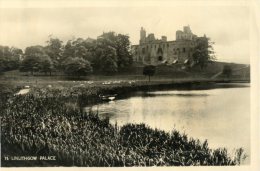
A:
[0, 86, 246, 167]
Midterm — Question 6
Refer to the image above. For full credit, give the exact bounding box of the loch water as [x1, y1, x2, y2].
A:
[85, 83, 250, 163]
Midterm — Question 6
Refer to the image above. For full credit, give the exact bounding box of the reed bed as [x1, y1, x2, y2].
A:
[1, 89, 245, 167]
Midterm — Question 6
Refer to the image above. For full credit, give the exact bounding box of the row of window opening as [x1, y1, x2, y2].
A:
[139, 47, 193, 54]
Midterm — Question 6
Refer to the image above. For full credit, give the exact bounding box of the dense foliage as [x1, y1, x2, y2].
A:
[1, 32, 133, 76]
[64, 57, 93, 77]
[44, 37, 63, 70]
[20, 46, 54, 75]
[192, 37, 216, 69]
[0, 46, 22, 72]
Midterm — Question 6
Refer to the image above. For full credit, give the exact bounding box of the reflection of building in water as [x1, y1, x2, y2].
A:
[131, 26, 208, 65]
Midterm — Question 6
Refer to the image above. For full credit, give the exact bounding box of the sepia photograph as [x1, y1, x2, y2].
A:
[0, 0, 259, 170]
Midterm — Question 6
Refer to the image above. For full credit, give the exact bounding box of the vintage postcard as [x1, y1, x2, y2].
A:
[0, 0, 259, 170]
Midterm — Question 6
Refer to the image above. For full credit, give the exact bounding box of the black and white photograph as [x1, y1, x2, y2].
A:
[0, 0, 259, 170]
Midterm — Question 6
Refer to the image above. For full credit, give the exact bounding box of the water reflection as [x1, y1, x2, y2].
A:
[85, 86, 250, 164]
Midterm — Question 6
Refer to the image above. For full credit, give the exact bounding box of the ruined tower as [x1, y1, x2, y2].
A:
[132, 26, 205, 65]
[140, 27, 146, 44]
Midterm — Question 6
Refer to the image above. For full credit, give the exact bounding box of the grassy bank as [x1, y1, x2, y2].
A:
[0, 59, 250, 88]
[0, 78, 249, 110]
[0, 67, 249, 167]
[1, 91, 246, 167]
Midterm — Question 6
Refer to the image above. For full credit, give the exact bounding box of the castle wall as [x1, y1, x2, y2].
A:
[131, 26, 202, 66]
[132, 40, 197, 65]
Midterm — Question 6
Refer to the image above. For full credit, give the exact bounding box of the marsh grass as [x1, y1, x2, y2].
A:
[1, 89, 246, 167]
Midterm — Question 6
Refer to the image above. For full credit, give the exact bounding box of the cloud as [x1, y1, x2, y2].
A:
[214, 39, 250, 64]
[0, 5, 250, 63]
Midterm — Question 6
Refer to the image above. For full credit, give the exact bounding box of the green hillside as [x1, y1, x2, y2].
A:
[0, 61, 250, 84]
[120, 61, 250, 80]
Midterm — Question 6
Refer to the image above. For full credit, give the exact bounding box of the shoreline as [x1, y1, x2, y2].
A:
[0, 79, 250, 107]
[0, 79, 249, 166]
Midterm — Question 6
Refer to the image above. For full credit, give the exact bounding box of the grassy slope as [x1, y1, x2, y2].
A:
[0, 61, 250, 85]
[125, 61, 249, 78]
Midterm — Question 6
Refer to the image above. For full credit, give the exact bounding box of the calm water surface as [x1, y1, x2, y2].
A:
[85, 84, 250, 163]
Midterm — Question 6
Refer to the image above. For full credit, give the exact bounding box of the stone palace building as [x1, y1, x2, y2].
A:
[131, 26, 207, 66]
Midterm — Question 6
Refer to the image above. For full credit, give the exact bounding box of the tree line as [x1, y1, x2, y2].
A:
[0, 32, 133, 77]
[0, 46, 23, 72]
[1, 32, 217, 80]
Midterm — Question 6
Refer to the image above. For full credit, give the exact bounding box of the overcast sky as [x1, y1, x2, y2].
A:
[0, 5, 249, 64]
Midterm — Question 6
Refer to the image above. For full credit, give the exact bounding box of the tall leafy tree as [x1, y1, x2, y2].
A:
[192, 37, 216, 70]
[116, 34, 133, 70]
[81, 38, 96, 62]
[10, 47, 23, 61]
[45, 37, 63, 70]
[39, 55, 54, 75]
[19, 54, 42, 75]
[0, 46, 12, 59]
[94, 32, 132, 73]
[100, 46, 118, 74]
[24, 45, 45, 56]
[94, 33, 118, 73]
[20, 45, 51, 75]
[0, 46, 22, 72]
[0, 46, 11, 72]
[73, 38, 93, 61]
[63, 40, 74, 60]
[101, 56, 118, 74]
[64, 57, 93, 78]
[97, 32, 117, 47]
[62, 38, 95, 63]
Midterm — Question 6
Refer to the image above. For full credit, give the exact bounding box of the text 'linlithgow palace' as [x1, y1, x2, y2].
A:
[131, 26, 207, 66]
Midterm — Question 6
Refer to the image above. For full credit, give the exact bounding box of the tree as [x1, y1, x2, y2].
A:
[63, 40, 74, 60]
[62, 38, 96, 68]
[222, 65, 232, 78]
[116, 34, 133, 70]
[101, 57, 118, 74]
[70, 38, 89, 59]
[192, 37, 216, 70]
[19, 54, 41, 75]
[0, 46, 12, 59]
[99, 46, 118, 74]
[39, 55, 54, 75]
[61, 32, 132, 74]
[20, 46, 50, 75]
[143, 65, 156, 82]
[0, 46, 22, 72]
[94, 35, 118, 74]
[24, 45, 45, 56]
[95, 32, 133, 72]
[45, 37, 63, 70]
[9, 47, 23, 70]
[97, 32, 117, 48]
[0, 58, 4, 73]
[64, 57, 93, 78]
[0, 46, 11, 72]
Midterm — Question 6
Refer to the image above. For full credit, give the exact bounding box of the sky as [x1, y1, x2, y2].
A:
[0, 3, 250, 64]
